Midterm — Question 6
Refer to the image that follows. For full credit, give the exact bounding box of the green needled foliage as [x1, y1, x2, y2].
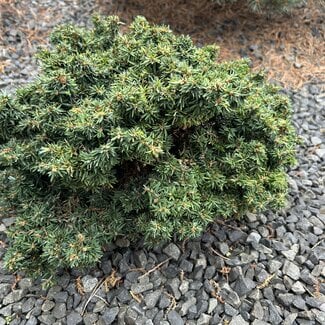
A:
[0, 16, 297, 282]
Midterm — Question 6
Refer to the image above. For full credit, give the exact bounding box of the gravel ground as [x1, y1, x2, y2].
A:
[0, 1, 325, 324]
[0, 0, 101, 93]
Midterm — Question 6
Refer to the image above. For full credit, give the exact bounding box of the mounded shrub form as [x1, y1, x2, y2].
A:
[0, 16, 296, 281]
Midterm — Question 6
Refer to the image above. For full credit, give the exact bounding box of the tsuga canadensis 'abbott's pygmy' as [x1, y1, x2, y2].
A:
[0, 16, 297, 283]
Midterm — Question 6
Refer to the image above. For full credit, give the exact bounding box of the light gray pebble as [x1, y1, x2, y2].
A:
[291, 281, 306, 294]
[293, 296, 307, 310]
[25, 316, 38, 325]
[180, 296, 196, 316]
[313, 226, 323, 235]
[283, 313, 298, 325]
[221, 287, 241, 309]
[311, 137, 322, 146]
[217, 242, 229, 255]
[93, 300, 106, 313]
[208, 298, 218, 314]
[126, 271, 141, 283]
[255, 269, 269, 283]
[1, 217, 15, 227]
[100, 307, 119, 324]
[246, 212, 258, 222]
[3, 289, 24, 305]
[288, 177, 299, 192]
[247, 232, 261, 244]
[225, 303, 238, 316]
[0, 305, 12, 317]
[197, 313, 212, 325]
[131, 282, 153, 294]
[115, 288, 130, 304]
[0, 284, 11, 300]
[305, 296, 322, 309]
[195, 299, 209, 316]
[230, 314, 249, 325]
[145, 307, 158, 320]
[204, 265, 216, 279]
[163, 243, 181, 261]
[12, 301, 22, 313]
[81, 276, 98, 293]
[189, 280, 202, 291]
[283, 260, 300, 280]
[309, 84, 321, 95]
[31, 305, 42, 317]
[52, 302, 66, 319]
[0, 223, 5, 233]
[315, 148, 325, 158]
[163, 264, 179, 278]
[273, 240, 288, 251]
[252, 321, 269, 325]
[179, 280, 189, 295]
[252, 301, 264, 319]
[66, 311, 82, 325]
[153, 309, 164, 323]
[73, 294, 82, 309]
[229, 266, 242, 282]
[159, 293, 171, 309]
[22, 297, 35, 313]
[166, 278, 181, 299]
[228, 230, 246, 242]
[309, 215, 324, 228]
[258, 244, 272, 255]
[38, 314, 56, 325]
[195, 253, 207, 269]
[179, 259, 194, 273]
[249, 288, 262, 301]
[53, 291, 68, 303]
[233, 276, 256, 297]
[265, 301, 282, 324]
[312, 263, 325, 277]
[167, 310, 184, 325]
[144, 290, 161, 309]
[297, 310, 314, 321]
[125, 308, 138, 325]
[193, 266, 204, 280]
[312, 309, 325, 323]
[263, 287, 274, 301]
[18, 278, 33, 290]
[134, 251, 148, 268]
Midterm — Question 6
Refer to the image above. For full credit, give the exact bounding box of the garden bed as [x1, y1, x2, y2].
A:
[0, 1, 324, 324]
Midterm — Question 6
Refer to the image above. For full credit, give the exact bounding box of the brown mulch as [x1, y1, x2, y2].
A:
[1, 0, 324, 89]
[98, 0, 325, 89]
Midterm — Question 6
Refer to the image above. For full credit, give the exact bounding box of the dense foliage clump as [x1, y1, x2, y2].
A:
[0, 16, 296, 281]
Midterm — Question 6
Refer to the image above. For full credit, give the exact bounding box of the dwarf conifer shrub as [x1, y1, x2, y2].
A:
[0, 16, 297, 281]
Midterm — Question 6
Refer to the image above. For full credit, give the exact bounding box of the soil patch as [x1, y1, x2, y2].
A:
[98, 0, 325, 88]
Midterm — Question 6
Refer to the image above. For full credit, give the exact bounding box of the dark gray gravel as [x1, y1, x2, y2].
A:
[0, 0, 101, 93]
[1, 1, 325, 324]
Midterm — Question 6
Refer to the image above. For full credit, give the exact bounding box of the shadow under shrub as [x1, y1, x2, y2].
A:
[0, 16, 297, 281]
